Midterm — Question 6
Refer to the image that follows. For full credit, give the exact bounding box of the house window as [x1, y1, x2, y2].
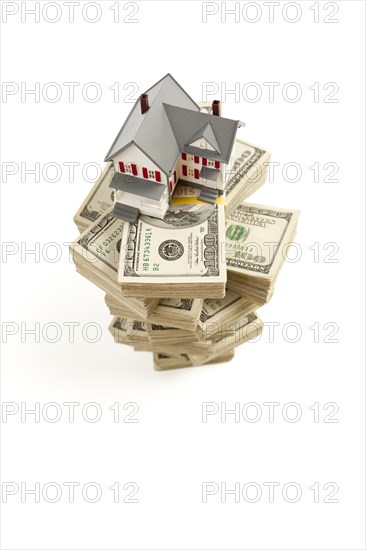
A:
[148, 170, 155, 179]
[189, 155, 194, 162]
[124, 162, 138, 175]
[207, 159, 216, 168]
[188, 168, 194, 177]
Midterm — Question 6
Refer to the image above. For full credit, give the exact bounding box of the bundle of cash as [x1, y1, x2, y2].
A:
[153, 351, 235, 371]
[226, 203, 300, 304]
[117, 201, 227, 299]
[108, 288, 258, 347]
[70, 210, 159, 318]
[109, 310, 263, 369]
[105, 294, 203, 331]
[70, 136, 301, 370]
[74, 163, 115, 233]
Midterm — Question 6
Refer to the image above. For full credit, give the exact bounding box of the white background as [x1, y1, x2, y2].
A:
[1, 1, 365, 549]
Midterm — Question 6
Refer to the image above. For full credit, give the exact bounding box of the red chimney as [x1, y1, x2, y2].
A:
[212, 100, 221, 116]
[140, 93, 149, 114]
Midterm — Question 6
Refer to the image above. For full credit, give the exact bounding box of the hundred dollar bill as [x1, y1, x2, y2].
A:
[109, 316, 148, 344]
[144, 289, 257, 344]
[70, 208, 159, 317]
[118, 202, 227, 299]
[105, 294, 203, 331]
[226, 203, 300, 303]
[146, 323, 203, 345]
[134, 311, 262, 361]
[153, 350, 235, 371]
[189, 311, 263, 365]
[198, 288, 258, 340]
[73, 163, 115, 231]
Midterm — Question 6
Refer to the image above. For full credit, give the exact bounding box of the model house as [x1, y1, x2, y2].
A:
[105, 74, 244, 222]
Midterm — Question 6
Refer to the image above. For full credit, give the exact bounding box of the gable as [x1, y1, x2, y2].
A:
[112, 142, 167, 184]
[164, 103, 240, 164]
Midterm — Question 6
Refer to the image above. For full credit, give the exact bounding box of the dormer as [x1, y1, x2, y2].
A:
[184, 122, 221, 155]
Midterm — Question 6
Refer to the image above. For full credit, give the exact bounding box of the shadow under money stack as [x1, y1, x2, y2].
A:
[71, 138, 299, 371]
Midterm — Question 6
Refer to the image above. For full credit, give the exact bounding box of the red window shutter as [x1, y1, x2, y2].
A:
[194, 156, 199, 164]
[131, 163, 138, 176]
[182, 164, 187, 177]
[194, 168, 199, 180]
[202, 158, 207, 166]
[215, 161, 220, 169]
[119, 161, 125, 173]
[155, 170, 161, 182]
[169, 181, 173, 193]
[174, 170, 177, 183]
[182, 152, 187, 160]
[142, 167, 148, 179]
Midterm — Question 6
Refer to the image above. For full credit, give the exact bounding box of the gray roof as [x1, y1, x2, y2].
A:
[105, 73, 243, 173]
[110, 172, 166, 201]
[104, 74, 200, 173]
[163, 104, 241, 164]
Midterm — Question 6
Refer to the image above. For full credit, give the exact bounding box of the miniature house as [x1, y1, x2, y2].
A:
[105, 74, 244, 222]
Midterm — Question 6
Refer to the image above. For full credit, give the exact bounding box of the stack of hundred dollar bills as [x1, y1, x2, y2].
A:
[71, 138, 299, 371]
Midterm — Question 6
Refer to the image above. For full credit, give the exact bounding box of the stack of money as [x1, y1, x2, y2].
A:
[226, 203, 300, 304]
[109, 310, 263, 370]
[71, 137, 300, 370]
[106, 287, 261, 368]
[153, 351, 235, 371]
[70, 211, 159, 319]
[105, 295, 204, 331]
[117, 201, 227, 299]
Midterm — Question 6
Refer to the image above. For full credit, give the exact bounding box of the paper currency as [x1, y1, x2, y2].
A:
[198, 288, 258, 340]
[70, 209, 159, 317]
[73, 163, 115, 232]
[226, 203, 300, 303]
[105, 294, 203, 331]
[109, 317, 149, 345]
[118, 202, 227, 299]
[153, 350, 235, 371]
[109, 311, 262, 368]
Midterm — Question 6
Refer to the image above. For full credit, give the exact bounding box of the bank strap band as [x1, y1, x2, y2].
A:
[171, 196, 226, 207]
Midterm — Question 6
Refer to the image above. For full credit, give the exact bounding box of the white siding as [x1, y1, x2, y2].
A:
[112, 143, 168, 186]
[178, 153, 225, 191]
